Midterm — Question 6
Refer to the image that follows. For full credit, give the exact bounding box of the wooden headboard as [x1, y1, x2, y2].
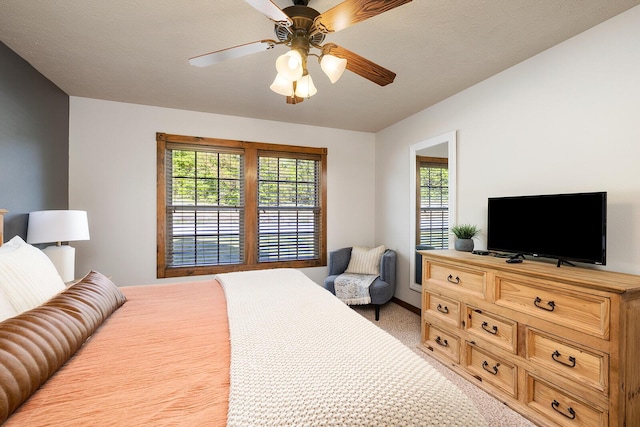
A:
[0, 209, 7, 246]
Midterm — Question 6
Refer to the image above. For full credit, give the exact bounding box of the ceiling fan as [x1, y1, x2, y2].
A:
[189, 0, 412, 104]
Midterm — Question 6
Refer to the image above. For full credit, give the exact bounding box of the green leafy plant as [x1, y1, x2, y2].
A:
[451, 224, 481, 239]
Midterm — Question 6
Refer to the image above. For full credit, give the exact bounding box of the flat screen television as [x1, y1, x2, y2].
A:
[487, 191, 606, 266]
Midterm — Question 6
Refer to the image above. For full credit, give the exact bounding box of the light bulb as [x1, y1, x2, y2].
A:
[287, 55, 298, 69]
[295, 74, 317, 98]
[320, 54, 347, 83]
[275, 50, 303, 82]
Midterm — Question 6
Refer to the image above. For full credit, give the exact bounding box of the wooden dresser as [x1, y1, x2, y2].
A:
[418, 250, 640, 426]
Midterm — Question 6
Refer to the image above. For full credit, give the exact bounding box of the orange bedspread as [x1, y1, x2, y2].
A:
[5, 280, 230, 426]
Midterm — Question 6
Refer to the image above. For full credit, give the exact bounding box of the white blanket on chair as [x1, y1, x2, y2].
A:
[334, 273, 377, 305]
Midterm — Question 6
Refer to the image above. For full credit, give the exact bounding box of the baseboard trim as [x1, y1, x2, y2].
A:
[391, 297, 420, 315]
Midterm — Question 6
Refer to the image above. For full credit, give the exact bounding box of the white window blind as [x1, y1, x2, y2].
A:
[166, 147, 244, 267]
[257, 155, 320, 262]
[418, 158, 449, 249]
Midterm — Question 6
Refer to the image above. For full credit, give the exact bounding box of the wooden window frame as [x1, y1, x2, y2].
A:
[157, 133, 327, 278]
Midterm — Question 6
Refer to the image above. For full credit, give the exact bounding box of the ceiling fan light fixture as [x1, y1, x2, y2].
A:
[320, 54, 347, 83]
[275, 50, 304, 81]
[294, 73, 317, 98]
[270, 73, 294, 96]
[191, 0, 409, 105]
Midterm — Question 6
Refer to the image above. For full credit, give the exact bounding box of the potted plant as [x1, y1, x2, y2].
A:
[451, 224, 481, 252]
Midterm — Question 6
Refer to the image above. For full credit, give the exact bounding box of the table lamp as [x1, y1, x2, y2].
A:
[26, 210, 90, 282]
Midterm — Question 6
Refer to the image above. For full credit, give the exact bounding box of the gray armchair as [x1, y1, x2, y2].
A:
[324, 247, 397, 321]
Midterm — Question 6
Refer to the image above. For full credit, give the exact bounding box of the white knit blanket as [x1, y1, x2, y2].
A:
[334, 273, 377, 305]
[217, 269, 487, 427]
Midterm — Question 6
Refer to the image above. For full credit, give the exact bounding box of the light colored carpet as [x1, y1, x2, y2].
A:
[352, 302, 536, 427]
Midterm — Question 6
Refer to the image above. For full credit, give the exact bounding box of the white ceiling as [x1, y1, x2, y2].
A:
[1, 0, 638, 133]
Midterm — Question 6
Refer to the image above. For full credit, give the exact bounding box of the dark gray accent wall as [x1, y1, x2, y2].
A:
[0, 41, 69, 241]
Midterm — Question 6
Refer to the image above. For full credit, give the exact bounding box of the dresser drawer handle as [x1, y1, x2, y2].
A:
[482, 361, 499, 375]
[437, 304, 449, 314]
[447, 274, 460, 284]
[552, 350, 576, 368]
[534, 297, 556, 312]
[435, 336, 449, 347]
[551, 400, 576, 420]
[481, 321, 498, 335]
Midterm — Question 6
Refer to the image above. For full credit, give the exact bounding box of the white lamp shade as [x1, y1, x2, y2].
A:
[295, 74, 317, 98]
[275, 50, 304, 82]
[27, 210, 90, 244]
[320, 54, 347, 83]
[270, 73, 294, 96]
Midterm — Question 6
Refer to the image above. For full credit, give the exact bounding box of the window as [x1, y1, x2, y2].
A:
[157, 133, 327, 278]
[416, 156, 449, 249]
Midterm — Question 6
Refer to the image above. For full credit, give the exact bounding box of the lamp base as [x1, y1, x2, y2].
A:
[42, 245, 76, 283]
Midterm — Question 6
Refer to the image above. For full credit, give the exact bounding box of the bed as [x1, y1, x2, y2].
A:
[0, 210, 486, 426]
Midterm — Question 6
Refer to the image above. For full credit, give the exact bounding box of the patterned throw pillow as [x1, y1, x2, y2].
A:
[344, 245, 386, 275]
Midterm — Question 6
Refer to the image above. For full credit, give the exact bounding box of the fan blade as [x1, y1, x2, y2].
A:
[323, 44, 396, 86]
[189, 40, 276, 67]
[312, 0, 412, 34]
[245, 0, 293, 27]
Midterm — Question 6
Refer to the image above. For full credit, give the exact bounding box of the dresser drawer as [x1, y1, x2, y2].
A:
[465, 306, 517, 354]
[526, 328, 608, 394]
[526, 374, 607, 426]
[465, 344, 517, 398]
[494, 276, 610, 339]
[422, 322, 460, 363]
[424, 292, 461, 328]
[425, 261, 486, 298]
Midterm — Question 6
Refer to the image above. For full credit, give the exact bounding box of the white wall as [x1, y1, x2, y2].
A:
[376, 6, 640, 307]
[70, 6, 640, 301]
[69, 98, 376, 286]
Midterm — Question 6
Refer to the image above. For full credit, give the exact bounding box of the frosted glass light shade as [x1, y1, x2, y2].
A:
[27, 210, 90, 244]
[270, 73, 294, 96]
[295, 74, 317, 98]
[320, 54, 347, 83]
[275, 50, 304, 82]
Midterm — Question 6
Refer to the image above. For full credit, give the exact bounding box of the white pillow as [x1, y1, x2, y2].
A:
[0, 236, 66, 315]
[344, 245, 386, 275]
[0, 287, 18, 322]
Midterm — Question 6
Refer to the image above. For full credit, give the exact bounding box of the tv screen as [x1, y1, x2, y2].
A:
[487, 192, 606, 265]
